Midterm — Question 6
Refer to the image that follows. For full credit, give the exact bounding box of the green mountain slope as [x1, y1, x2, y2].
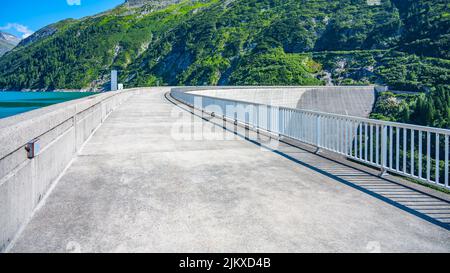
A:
[0, 0, 448, 94]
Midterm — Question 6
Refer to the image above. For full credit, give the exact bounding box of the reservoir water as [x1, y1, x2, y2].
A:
[0, 91, 96, 119]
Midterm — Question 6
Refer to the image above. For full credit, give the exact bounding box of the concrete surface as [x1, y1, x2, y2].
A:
[187, 86, 376, 117]
[8, 88, 449, 253]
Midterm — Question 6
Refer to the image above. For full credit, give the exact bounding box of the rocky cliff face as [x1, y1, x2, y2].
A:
[124, 0, 185, 8]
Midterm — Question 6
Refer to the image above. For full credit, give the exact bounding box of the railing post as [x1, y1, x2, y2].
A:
[445, 135, 449, 188]
[380, 125, 388, 176]
[316, 115, 321, 148]
[314, 115, 322, 154]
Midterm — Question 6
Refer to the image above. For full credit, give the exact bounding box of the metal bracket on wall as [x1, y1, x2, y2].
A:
[25, 138, 40, 159]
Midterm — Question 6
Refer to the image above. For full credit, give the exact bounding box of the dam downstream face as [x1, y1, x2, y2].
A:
[9, 88, 449, 253]
[188, 86, 376, 118]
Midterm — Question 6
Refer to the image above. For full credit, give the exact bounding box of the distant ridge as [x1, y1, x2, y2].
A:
[0, 32, 20, 57]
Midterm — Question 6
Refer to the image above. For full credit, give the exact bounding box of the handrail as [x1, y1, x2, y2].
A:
[171, 88, 450, 189]
[171, 87, 449, 135]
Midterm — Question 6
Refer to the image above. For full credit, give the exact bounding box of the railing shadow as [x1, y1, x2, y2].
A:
[275, 94, 449, 230]
[274, 140, 450, 231]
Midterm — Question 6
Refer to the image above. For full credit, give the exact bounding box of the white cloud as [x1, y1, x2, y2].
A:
[67, 0, 81, 5]
[0, 23, 34, 39]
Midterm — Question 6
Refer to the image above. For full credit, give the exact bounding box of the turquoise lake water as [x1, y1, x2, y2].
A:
[0, 91, 96, 119]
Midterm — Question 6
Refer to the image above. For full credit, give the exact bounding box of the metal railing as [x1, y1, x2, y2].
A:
[171, 89, 450, 189]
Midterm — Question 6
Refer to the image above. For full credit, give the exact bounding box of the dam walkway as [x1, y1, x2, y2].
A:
[7, 88, 450, 252]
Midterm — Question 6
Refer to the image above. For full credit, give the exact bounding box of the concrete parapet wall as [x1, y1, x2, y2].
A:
[0, 88, 142, 252]
[185, 86, 376, 118]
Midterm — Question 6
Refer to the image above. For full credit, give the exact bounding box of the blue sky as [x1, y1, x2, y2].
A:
[0, 0, 125, 39]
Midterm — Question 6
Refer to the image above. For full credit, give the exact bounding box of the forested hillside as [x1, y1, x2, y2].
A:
[0, 0, 448, 126]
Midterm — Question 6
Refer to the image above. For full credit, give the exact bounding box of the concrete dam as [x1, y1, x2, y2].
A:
[0, 86, 449, 253]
